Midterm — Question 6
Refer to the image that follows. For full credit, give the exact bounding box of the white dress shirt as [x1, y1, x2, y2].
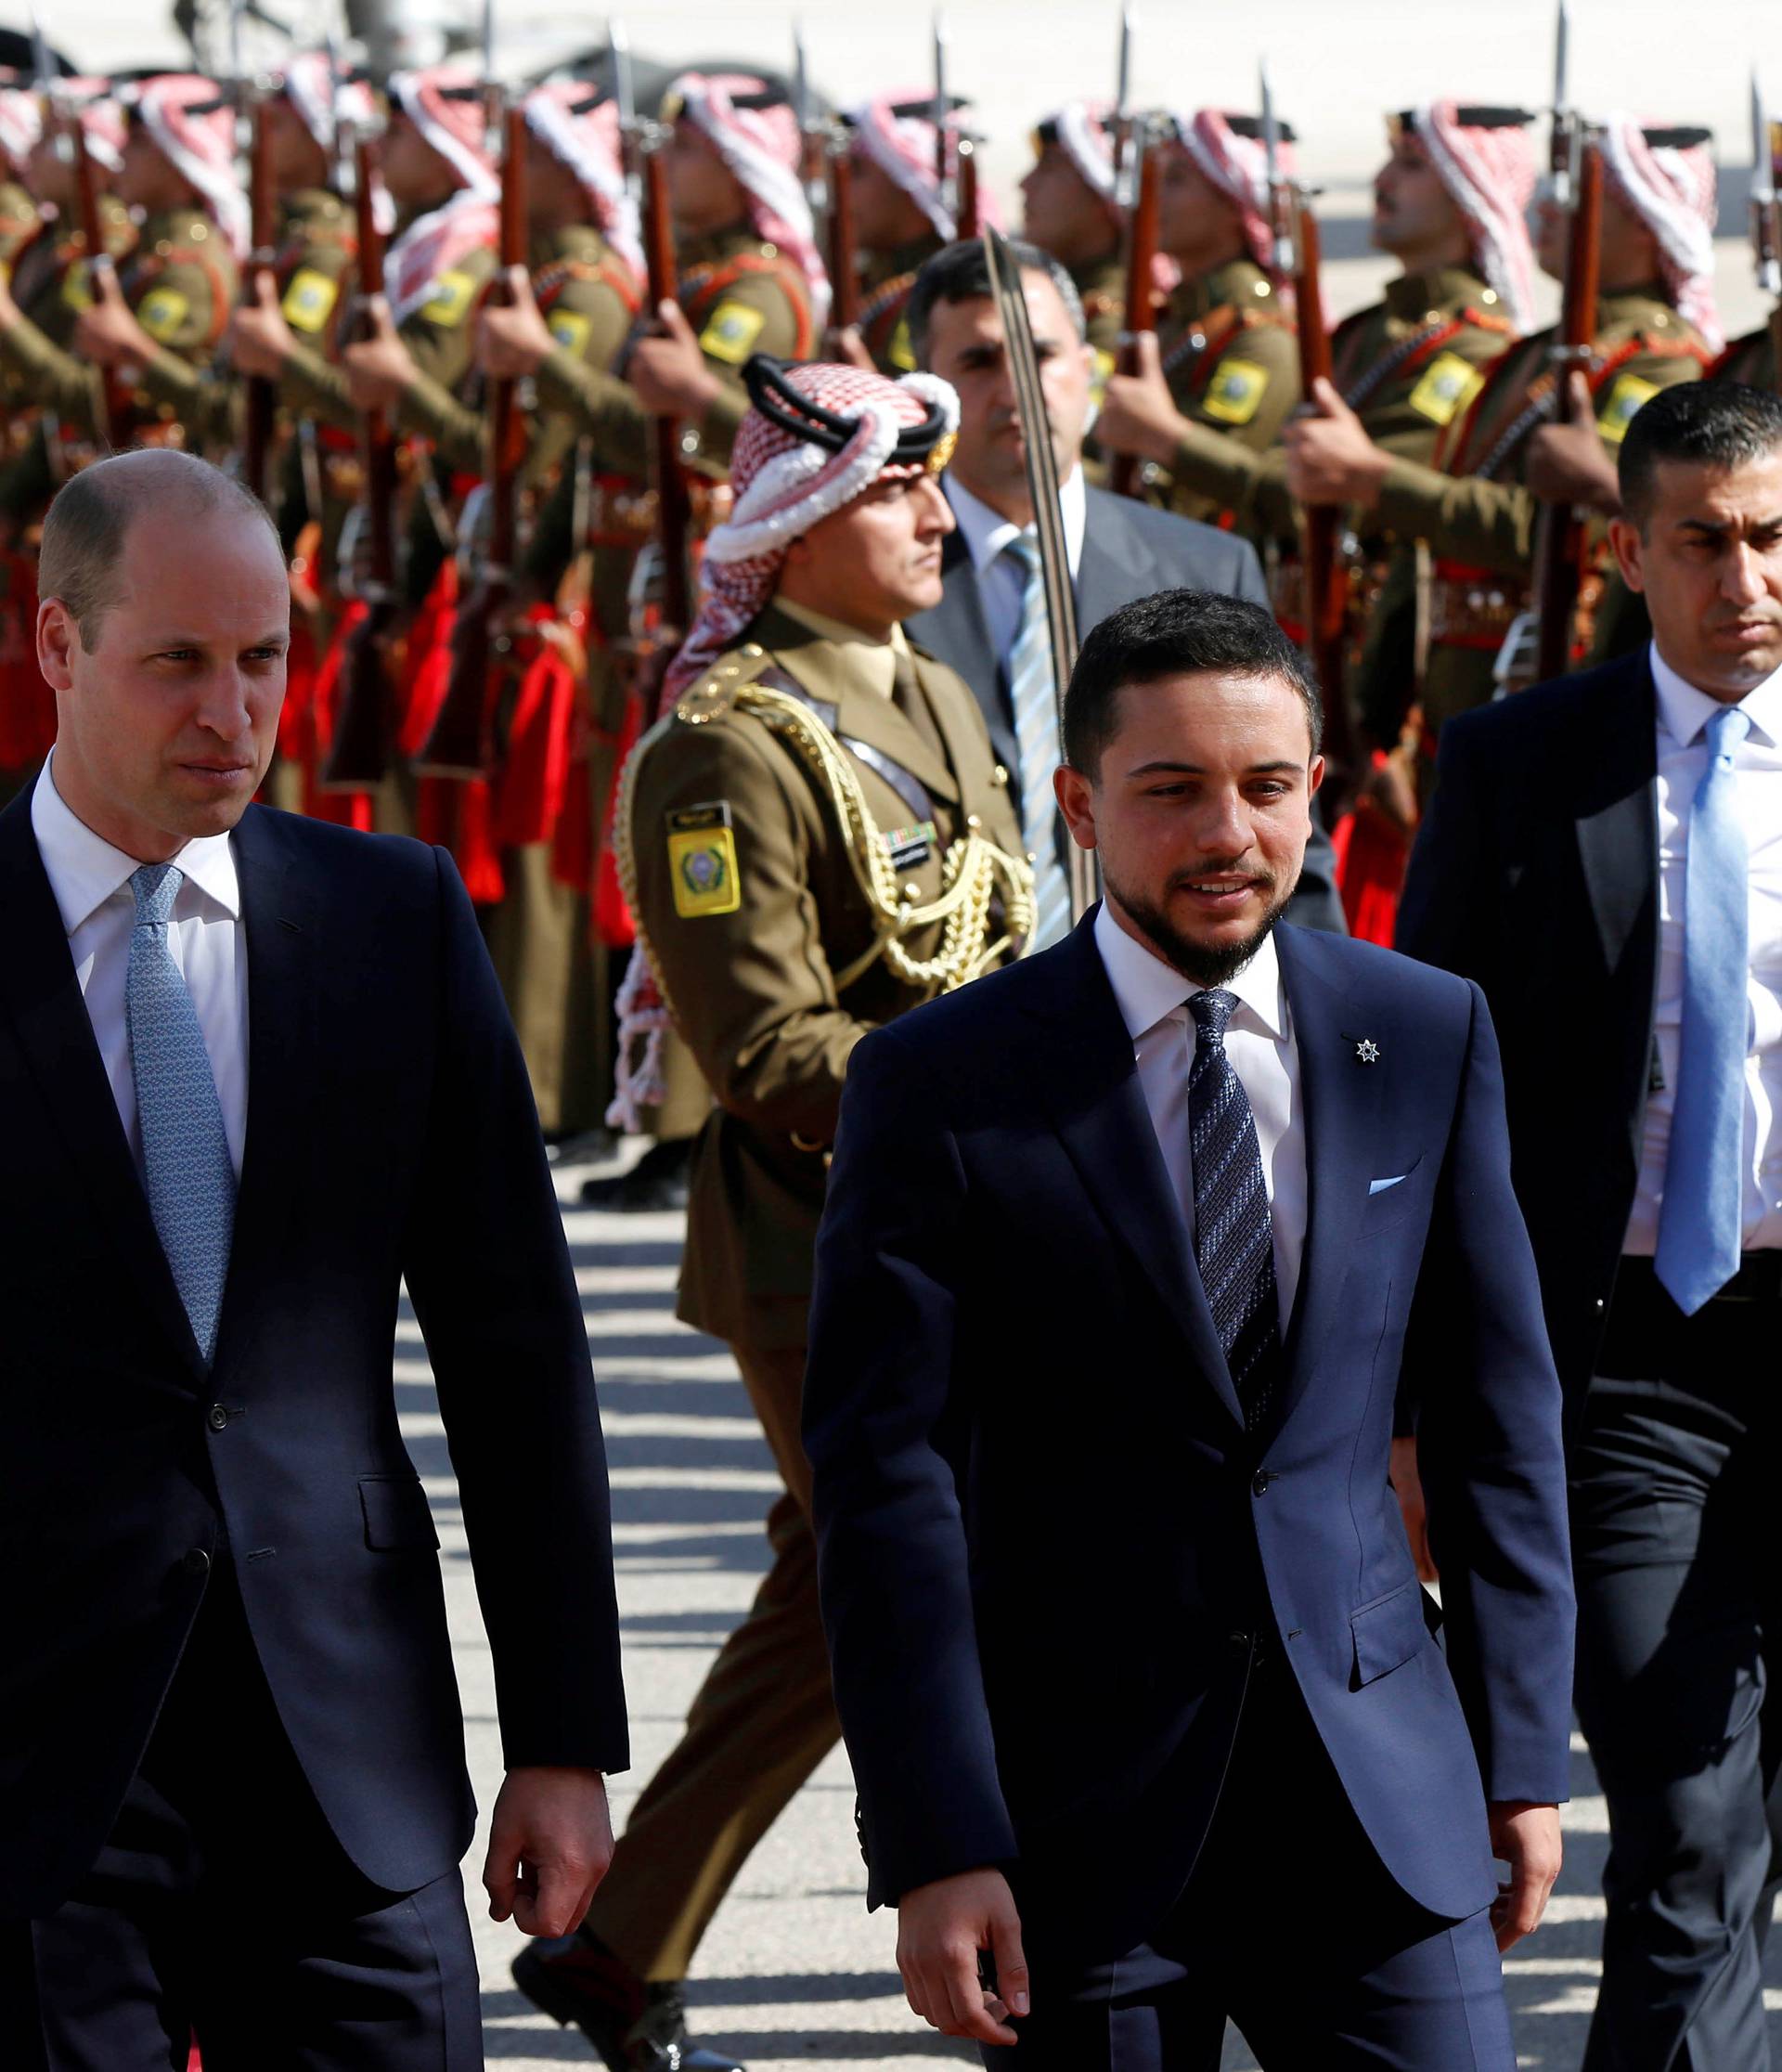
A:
[1094, 900, 1307, 1320]
[31, 757, 250, 1178]
[943, 466, 1089, 668]
[1624, 641, 1782, 1254]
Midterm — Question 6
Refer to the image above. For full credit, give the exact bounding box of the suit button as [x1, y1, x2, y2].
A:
[1252, 1469, 1274, 1496]
[183, 1548, 211, 1575]
[207, 1405, 229, 1431]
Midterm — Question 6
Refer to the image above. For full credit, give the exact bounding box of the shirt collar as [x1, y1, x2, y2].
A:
[1649, 638, 1782, 750]
[31, 754, 242, 937]
[1093, 899, 1287, 1044]
[768, 596, 908, 700]
[943, 465, 1088, 582]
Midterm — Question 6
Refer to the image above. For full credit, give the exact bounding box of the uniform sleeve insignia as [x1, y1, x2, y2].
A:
[1407, 351, 1486, 427]
[281, 266, 340, 333]
[886, 315, 917, 371]
[666, 802, 742, 918]
[548, 309, 592, 360]
[420, 268, 477, 329]
[698, 299, 768, 364]
[1596, 372, 1660, 446]
[136, 286, 191, 343]
[61, 261, 93, 311]
[1202, 357, 1272, 427]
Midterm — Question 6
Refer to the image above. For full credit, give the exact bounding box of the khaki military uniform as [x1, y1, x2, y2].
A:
[0, 181, 43, 282]
[585, 602, 1027, 1979]
[1149, 255, 1299, 524]
[855, 230, 943, 373]
[1365, 288, 1711, 742]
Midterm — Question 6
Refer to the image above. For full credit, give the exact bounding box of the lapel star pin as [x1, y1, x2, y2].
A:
[1355, 1038, 1381, 1065]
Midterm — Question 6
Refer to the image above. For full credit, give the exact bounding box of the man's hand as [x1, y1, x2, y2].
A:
[826, 321, 877, 372]
[1526, 371, 1621, 515]
[897, 1867, 1030, 2048]
[343, 294, 419, 410]
[1488, 1801, 1562, 1952]
[1097, 330, 1185, 467]
[73, 267, 152, 369]
[0, 270, 21, 334]
[628, 300, 722, 418]
[1284, 378, 1392, 509]
[475, 265, 555, 379]
[1388, 1432, 1437, 1581]
[229, 270, 297, 378]
[483, 1766, 614, 1939]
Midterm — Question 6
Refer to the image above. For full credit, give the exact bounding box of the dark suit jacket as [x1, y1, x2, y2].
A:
[1396, 650, 1661, 1416]
[0, 796, 627, 1916]
[804, 915, 1573, 1962]
[906, 485, 1346, 935]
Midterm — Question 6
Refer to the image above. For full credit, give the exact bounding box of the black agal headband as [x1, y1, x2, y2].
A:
[742, 354, 956, 471]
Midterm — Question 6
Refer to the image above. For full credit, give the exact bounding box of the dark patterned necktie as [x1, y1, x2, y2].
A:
[1188, 989, 1282, 1429]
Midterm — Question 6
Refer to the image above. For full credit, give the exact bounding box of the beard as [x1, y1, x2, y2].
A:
[1102, 856, 1298, 989]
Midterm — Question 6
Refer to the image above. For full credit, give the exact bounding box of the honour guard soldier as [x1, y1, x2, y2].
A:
[0, 81, 45, 278]
[1020, 100, 1127, 373]
[511, 353, 1028, 2070]
[842, 91, 958, 372]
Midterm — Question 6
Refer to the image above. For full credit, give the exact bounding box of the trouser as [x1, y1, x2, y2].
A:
[2, 1566, 483, 2072]
[482, 843, 600, 1136]
[581, 1339, 840, 1980]
[1572, 1257, 1782, 2072]
[989, 1652, 1515, 2069]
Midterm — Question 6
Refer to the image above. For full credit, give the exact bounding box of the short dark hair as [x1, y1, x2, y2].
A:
[905, 237, 1087, 369]
[39, 448, 277, 646]
[1062, 589, 1324, 773]
[1619, 381, 1782, 533]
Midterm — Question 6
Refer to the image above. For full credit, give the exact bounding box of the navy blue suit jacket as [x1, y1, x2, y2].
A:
[804, 914, 1572, 1962]
[0, 794, 627, 1916]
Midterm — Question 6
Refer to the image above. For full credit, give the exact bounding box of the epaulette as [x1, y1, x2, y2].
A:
[1462, 305, 1517, 337]
[674, 641, 774, 724]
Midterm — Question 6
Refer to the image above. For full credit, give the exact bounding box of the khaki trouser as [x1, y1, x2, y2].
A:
[581, 1340, 841, 1981]
[483, 844, 602, 1136]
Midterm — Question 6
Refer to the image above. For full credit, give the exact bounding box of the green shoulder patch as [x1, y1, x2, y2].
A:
[667, 802, 742, 918]
[1202, 357, 1271, 427]
[282, 266, 340, 333]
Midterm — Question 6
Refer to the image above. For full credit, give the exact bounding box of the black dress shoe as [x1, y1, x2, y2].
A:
[512, 1933, 744, 2071]
[548, 1126, 621, 1165]
[578, 1139, 692, 1212]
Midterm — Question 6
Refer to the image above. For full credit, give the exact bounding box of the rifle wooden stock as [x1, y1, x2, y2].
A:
[418, 102, 531, 780]
[955, 137, 980, 240]
[70, 123, 129, 451]
[240, 97, 278, 502]
[1108, 127, 1160, 501]
[319, 131, 399, 792]
[641, 142, 691, 651]
[1291, 193, 1353, 773]
[1532, 135, 1603, 684]
[824, 138, 859, 340]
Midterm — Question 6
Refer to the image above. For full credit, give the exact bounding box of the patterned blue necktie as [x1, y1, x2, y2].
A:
[1656, 703, 1752, 1315]
[1001, 535, 1072, 949]
[1188, 989, 1282, 1428]
[126, 863, 238, 1364]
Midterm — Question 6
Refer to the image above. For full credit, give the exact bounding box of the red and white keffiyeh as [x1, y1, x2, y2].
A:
[281, 51, 380, 162]
[1179, 109, 1297, 281]
[383, 64, 499, 325]
[0, 78, 42, 177]
[1601, 113, 1722, 355]
[665, 357, 959, 697]
[848, 90, 1004, 240]
[524, 82, 642, 280]
[134, 74, 248, 259]
[1045, 98, 1121, 213]
[668, 71, 829, 326]
[1408, 103, 1538, 332]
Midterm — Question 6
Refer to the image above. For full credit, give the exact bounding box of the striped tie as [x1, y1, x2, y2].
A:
[1001, 535, 1073, 949]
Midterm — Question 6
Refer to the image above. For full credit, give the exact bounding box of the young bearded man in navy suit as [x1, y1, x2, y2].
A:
[803, 589, 1574, 2068]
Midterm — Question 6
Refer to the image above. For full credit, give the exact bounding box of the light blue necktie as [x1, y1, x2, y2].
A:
[126, 863, 238, 1364]
[1656, 703, 1752, 1315]
[1001, 535, 1073, 949]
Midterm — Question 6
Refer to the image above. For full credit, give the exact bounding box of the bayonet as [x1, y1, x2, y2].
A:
[1111, 3, 1136, 191]
[612, 18, 637, 146]
[932, 11, 951, 214]
[1259, 58, 1293, 278]
[1754, 68, 1780, 297]
[1550, 0, 1572, 208]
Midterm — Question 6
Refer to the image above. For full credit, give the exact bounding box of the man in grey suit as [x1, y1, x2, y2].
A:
[903, 239, 1344, 940]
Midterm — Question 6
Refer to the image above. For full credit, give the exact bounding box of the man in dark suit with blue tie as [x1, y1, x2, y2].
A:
[0, 449, 627, 2068]
[1398, 381, 1782, 2070]
[900, 239, 1345, 943]
[803, 589, 1573, 2067]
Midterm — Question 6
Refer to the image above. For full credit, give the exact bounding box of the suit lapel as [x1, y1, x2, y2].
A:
[1574, 658, 1659, 979]
[906, 532, 1014, 771]
[0, 788, 203, 1376]
[1024, 921, 1245, 1430]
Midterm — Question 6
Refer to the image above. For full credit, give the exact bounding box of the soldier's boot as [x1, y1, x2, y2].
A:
[579, 1137, 693, 1211]
[512, 1930, 744, 2072]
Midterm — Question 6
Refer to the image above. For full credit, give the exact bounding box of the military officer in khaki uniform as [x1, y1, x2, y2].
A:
[1287, 113, 1718, 750]
[1020, 100, 1127, 385]
[511, 355, 1027, 2071]
[840, 91, 955, 373]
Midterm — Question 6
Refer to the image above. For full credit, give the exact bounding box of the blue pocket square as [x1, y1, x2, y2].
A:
[1369, 1175, 1407, 1196]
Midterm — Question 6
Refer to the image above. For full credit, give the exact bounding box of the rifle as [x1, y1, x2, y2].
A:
[615, 21, 692, 706]
[239, 88, 278, 500]
[318, 127, 400, 790]
[1107, 110, 1160, 501]
[1266, 63, 1354, 779]
[794, 32, 859, 345]
[1530, 77, 1602, 684]
[416, 96, 529, 776]
[1750, 70, 1782, 390]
